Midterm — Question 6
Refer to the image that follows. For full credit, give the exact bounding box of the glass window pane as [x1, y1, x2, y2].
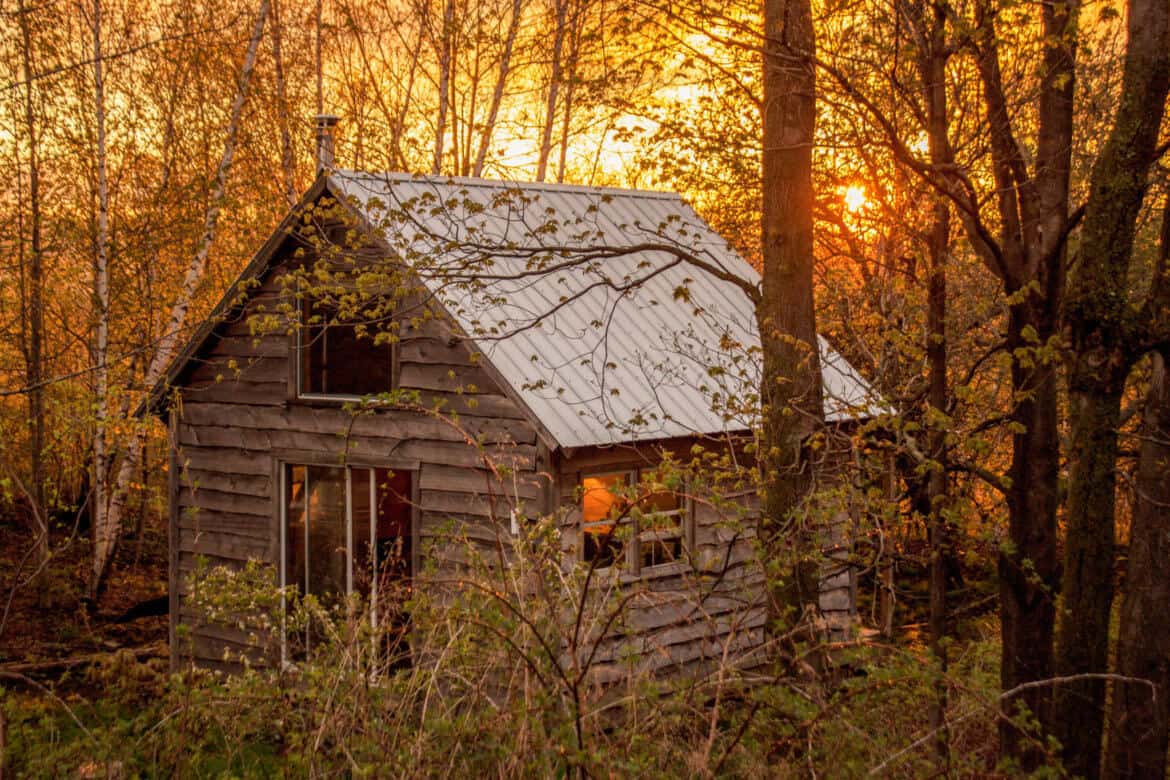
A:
[584, 532, 621, 569]
[640, 538, 682, 569]
[637, 468, 682, 514]
[300, 298, 393, 396]
[375, 468, 412, 584]
[375, 468, 413, 670]
[306, 465, 347, 604]
[351, 468, 374, 599]
[286, 465, 307, 594]
[582, 473, 630, 567]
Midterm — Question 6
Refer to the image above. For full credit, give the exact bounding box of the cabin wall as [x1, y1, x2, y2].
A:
[552, 440, 768, 683]
[550, 434, 860, 681]
[169, 240, 547, 670]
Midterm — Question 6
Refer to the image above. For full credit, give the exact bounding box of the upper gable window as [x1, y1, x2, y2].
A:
[298, 296, 395, 398]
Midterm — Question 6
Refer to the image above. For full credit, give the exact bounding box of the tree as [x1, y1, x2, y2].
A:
[758, 0, 825, 622]
[89, 0, 272, 596]
[1106, 340, 1170, 776]
[13, 0, 51, 595]
[1053, 0, 1169, 770]
[87, 0, 112, 614]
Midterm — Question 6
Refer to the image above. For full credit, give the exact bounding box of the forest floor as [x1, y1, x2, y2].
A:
[0, 517, 167, 667]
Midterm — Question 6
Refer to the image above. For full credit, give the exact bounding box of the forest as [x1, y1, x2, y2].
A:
[0, 0, 1167, 775]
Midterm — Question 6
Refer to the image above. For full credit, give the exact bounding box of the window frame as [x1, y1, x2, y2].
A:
[294, 291, 399, 402]
[276, 456, 418, 665]
[579, 466, 693, 576]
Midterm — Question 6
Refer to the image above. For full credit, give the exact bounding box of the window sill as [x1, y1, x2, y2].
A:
[288, 393, 394, 407]
[585, 560, 692, 585]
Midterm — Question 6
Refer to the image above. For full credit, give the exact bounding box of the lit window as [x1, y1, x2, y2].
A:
[580, 467, 688, 573]
[582, 473, 630, 568]
[298, 296, 394, 397]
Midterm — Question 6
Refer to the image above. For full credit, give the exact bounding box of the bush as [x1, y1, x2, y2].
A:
[2, 520, 1021, 778]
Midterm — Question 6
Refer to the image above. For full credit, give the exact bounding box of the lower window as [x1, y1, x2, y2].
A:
[581, 467, 688, 574]
[281, 464, 413, 661]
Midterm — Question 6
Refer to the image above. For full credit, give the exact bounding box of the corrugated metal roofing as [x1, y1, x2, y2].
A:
[329, 170, 882, 449]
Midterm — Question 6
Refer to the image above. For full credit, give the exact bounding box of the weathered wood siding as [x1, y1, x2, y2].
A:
[165, 216, 853, 676]
[169, 236, 547, 670]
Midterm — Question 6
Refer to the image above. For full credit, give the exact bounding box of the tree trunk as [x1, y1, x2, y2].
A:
[1054, 0, 1170, 770]
[314, 0, 324, 116]
[89, 0, 271, 598]
[89, 0, 113, 594]
[432, 0, 455, 175]
[270, 0, 296, 206]
[1053, 375, 1123, 776]
[1104, 349, 1170, 779]
[555, 0, 581, 184]
[758, 0, 824, 627]
[536, 0, 568, 182]
[920, 0, 951, 758]
[15, 0, 49, 596]
[473, 0, 523, 176]
[999, 302, 1061, 759]
[969, 0, 1073, 763]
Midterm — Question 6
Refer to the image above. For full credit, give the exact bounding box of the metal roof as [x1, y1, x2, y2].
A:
[330, 170, 882, 449]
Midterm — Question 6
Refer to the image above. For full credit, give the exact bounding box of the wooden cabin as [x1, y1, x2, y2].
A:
[149, 169, 878, 675]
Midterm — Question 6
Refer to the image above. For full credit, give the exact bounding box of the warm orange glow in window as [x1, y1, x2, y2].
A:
[582, 474, 628, 522]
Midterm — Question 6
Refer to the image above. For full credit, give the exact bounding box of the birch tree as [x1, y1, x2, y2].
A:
[89, 0, 271, 596]
[87, 0, 112, 607]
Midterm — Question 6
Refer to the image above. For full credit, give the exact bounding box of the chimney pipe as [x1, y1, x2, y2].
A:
[315, 114, 339, 172]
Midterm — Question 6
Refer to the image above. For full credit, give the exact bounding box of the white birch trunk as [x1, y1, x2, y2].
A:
[535, 0, 567, 182]
[432, 0, 456, 175]
[89, 0, 271, 596]
[472, 0, 523, 177]
[90, 0, 112, 576]
[271, 0, 296, 206]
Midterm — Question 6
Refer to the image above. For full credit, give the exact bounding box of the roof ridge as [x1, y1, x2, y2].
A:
[331, 169, 683, 201]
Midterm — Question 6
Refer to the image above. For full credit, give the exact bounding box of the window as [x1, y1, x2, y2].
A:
[298, 296, 395, 397]
[281, 464, 413, 660]
[581, 467, 688, 573]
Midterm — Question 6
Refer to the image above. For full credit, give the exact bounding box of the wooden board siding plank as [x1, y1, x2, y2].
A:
[178, 510, 271, 540]
[180, 380, 289, 407]
[178, 403, 536, 446]
[179, 422, 393, 455]
[588, 628, 766, 686]
[176, 447, 272, 477]
[178, 486, 271, 517]
[179, 530, 269, 561]
[178, 552, 250, 577]
[397, 336, 480, 365]
[185, 355, 288, 385]
[178, 426, 537, 468]
[411, 391, 528, 420]
[168, 413, 180, 672]
[419, 489, 523, 519]
[398, 362, 495, 394]
[396, 439, 537, 470]
[179, 468, 271, 498]
[418, 464, 545, 500]
[202, 333, 288, 359]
